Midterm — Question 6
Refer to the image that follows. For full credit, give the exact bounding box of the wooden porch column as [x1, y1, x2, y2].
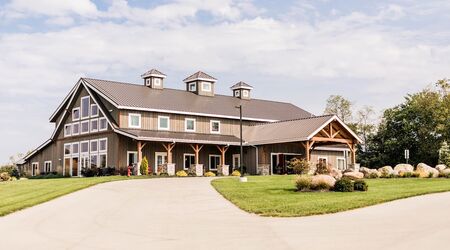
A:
[302, 140, 311, 161]
[345, 142, 356, 165]
[162, 143, 176, 164]
[216, 145, 229, 165]
[190, 144, 204, 164]
[137, 141, 147, 175]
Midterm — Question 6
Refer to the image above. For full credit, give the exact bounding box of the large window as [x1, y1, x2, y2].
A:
[80, 141, 89, 154]
[210, 120, 220, 134]
[44, 161, 52, 173]
[90, 155, 98, 168]
[72, 122, 80, 135]
[64, 124, 72, 137]
[90, 140, 98, 153]
[99, 117, 107, 131]
[81, 121, 89, 134]
[99, 154, 107, 168]
[72, 108, 80, 121]
[158, 116, 170, 130]
[185, 118, 196, 132]
[64, 144, 71, 156]
[91, 104, 98, 117]
[90, 119, 98, 133]
[209, 155, 221, 170]
[184, 154, 195, 170]
[81, 96, 90, 119]
[99, 138, 107, 152]
[72, 142, 79, 155]
[202, 82, 211, 92]
[129, 113, 141, 128]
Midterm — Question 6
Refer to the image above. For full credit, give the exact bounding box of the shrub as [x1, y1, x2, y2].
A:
[295, 175, 312, 191]
[231, 170, 241, 176]
[315, 162, 330, 175]
[29, 173, 65, 179]
[354, 180, 369, 191]
[310, 181, 332, 191]
[439, 141, 450, 167]
[289, 158, 311, 175]
[81, 167, 98, 177]
[411, 172, 420, 178]
[140, 157, 149, 175]
[204, 171, 216, 177]
[367, 172, 379, 179]
[334, 178, 354, 192]
[0, 172, 11, 181]
[100, 167, 115, 176]
[176, 170, 187, 177]
[401, 172, 412, 178]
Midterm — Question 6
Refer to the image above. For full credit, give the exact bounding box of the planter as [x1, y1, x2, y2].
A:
[166, 163, 175, 176]
[218, 165, 229, 176]
[195, 164, 203, 176]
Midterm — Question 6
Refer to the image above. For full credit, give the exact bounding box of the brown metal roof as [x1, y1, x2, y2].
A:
[141, 69, 166, 78]
[183, 71, 217, 82]
[118, 128, 241, 145]
[83, 78, 313, 121]
[230, 81, 253, 90]
[243, 115, 335, 145]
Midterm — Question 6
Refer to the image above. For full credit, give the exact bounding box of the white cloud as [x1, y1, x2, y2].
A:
[2, 0, 98, 18]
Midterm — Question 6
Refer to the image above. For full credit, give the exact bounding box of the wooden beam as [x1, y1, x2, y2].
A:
[331, 130, 341, 138]
[162, 143, 175, 164]
[190, 144, 204, 165]
[329, 123, 333, 137]
[312, 136, 353, 144]
[305, 140, 310, 161]
[216, 145, 229, 165]
[321, 128, 331, 138]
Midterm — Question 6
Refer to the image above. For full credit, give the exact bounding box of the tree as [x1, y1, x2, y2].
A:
[355, 106, 376, 151]
[140, 156, 149, 175]
[324, 95, 353, 123]
[439, 141, 450, 166]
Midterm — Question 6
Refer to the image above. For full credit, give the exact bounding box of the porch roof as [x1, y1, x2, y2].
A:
[117, 128, 241, 146]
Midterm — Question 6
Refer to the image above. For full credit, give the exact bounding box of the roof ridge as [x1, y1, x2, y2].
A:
[248, 114, 335, 127]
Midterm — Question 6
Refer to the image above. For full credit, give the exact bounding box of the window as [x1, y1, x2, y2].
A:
[90, 119, 98, 133]
[188, 82, 196, 91]
[99, 117, 107, 131]
[209, 155, 221, 170]
[145, 78, 151, 86]
[90, 140, 98, 153]
[81, 96, 90, 119]
[154, 78, 161, 86]
[72, 108, 80, 121]
[80, 141, 89, 153]
[91, 104, 98, 117]
[99, 154, 107, 168]
[184, 154, 195, 170]
[185, 118, 196, 132]
[337, 158, 346, 170]
[72, 122, 80, 135]
[202, 82, 211, 92]
[81, 121, 89, 134]
[64, 124, 72, 137]
[72, 142, 79, 155]
[44, 161, 52, 173]
[64, 144, 71, 156]
[90, 155, 98, 168]
[210, 120, 220, 134]
[234, 90, 240, 97]
[129, 113, 141, 128]
[318, 157, 328, 166]
[99, 138, 107, 152]
[243, 90, 249, 97]
[158, 116, 170, 130]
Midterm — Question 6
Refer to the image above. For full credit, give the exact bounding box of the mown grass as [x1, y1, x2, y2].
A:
[211, 176, 450, 217]
[0, 176, 151, 216]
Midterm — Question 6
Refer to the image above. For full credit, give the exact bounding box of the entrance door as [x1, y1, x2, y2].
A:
[31, 162, 38, 176]
[155, 152, 168, 173]
[127, 151, 138, 167]
[64, 158, 71, 176]
[72, 157, 79, 177]
[232, 154, 240, 170]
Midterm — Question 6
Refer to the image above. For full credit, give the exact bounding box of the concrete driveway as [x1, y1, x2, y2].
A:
[1, 178, 449, 250]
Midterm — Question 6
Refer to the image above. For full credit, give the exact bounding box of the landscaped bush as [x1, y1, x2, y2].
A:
[354, 180, 369, 191]
[29, 173, 65, 179]
[140, 157, 149, 175]
[0, 165, 20, 179]
[100, 167, 116, 176]
[289, 158, 310, 175]
[334, 178, 354, 192]
[204, 171, 216, 177]
[81, 167, 98, 177]
[439, 172, 450, 178]
[176, 170, 188, 177]
[231, 170, 241, 176]
[0, 172, 11, 181]
[295, 175, 312, 191]
[315, 162, 330, 175]
[367, 172, 379, 179]
[310, 181, 332, 191]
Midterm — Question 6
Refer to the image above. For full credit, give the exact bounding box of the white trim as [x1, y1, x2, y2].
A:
[158, 115, 170, 131]
[231, 86, 253, 90]
[318, 156, 328, 164]
[314, 146, 350, 152]
[49, 80, 82, 121]
[128, 113, 142, 129]
[80, 96, 90, 119]
[64, 143, 71, 156]
[83, 79, 278, 123]
[90, 139, 98, 153]
[80, 140, 89, 154]
[72, 122, 80, 136]
[184, 78, 217, 83]
[202, 82, 211, 92]
[90, 154, 98, 168]
[306, 115, 363, 143]
[31, 162, 39, 176]
[99, 138, 108, 153]
[44, 161, 52, 172]
[183, 153, 195, 170]
[72, 107, 80, 121]
[154, 152, 168, 173]
[234, 90, 240, 97]
[127, 151, 138, 167]
[153, 78, 161, 86]
[185, 118, 196, 132]
[90, 104, 99, 118]
[337, 157, 346, 170]
[64, 124, 72, 137]
[188, 82, 196, 92]
[242, 90, 249, 97]
[90, 119, 99, 133]
[209, 154, 221, 170]
[210, 120, 221, 134]
[141, 73, 166, 79]
[232, 154, 240, 169]
[99, 117, 108, 131]
[80, 120, 90, 134]
[72, 142, 79, 156]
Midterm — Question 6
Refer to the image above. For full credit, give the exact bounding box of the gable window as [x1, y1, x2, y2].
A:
[64, 144, 71, 156]
[185, 118, 196, 132]
[209, 155, 221, 170]
[72, 108, 80, 121]
[210, 120, 220, 134]
[154, 78, 161, 86]
[90, 119, 98, 133]
[184, 154, 195, 170]
[202, 82, 211, 92]
[81, 121, 89, 134]
[72, 142, 79, 155]
[81, 96, 90, 119]
[158, 116, 170, 130]
[90, 140, 98, 153]
[99, 138, 107, 152]
[44, 161, 52, 173]
[64, 124, 72, 137]
[91, 104, 98, 117]
[188, 82, 196, 92]
[99, 117, 107, 131]
[129, 113, 141, 128]
[243, 90, 249, 97]
[80, 141, 89, 153]
[72, 122, 80, 135]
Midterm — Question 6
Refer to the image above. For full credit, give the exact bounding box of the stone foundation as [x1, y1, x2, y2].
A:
[257, 164, 270, 175]
[217, 165, 230, 176]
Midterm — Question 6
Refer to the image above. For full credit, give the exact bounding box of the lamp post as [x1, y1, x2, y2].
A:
[236, 105, 247, 182]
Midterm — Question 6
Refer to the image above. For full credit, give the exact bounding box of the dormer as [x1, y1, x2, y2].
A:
[231, 81, 253, 100]
[183, 71, 217, 97]
[141, 69, 166, 89]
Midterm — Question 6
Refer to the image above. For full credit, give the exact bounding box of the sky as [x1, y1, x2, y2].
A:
[1, 0, 450, 164]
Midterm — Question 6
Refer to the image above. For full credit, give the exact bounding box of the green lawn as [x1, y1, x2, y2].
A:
[211, 176, 450, 217]
[0, 176, 150, 216]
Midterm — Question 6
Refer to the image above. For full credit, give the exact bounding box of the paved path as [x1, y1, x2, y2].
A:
[1, 178, 449, 250]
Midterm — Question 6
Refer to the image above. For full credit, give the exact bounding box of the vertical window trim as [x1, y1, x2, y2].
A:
[64, 124, 72, 137]
[128, 113, 142, 128]
[72, 107, 80, 121]
[31, 162, 39, 176]
[209, 154, 221, 170]
[80, 120, 90, 134]
[210, 120, 221, 134]
[90, 104, 99, 118]
[158, 115, 170, 131]
[99, 138, 108, 153]
[185, 118, 196, 132]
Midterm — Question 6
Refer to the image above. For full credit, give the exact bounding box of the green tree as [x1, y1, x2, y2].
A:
[324, 95, 353, 123]
[140, 156, 149, 175]
[355, 105, 376, 151]
[439, 141, 450, 166]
